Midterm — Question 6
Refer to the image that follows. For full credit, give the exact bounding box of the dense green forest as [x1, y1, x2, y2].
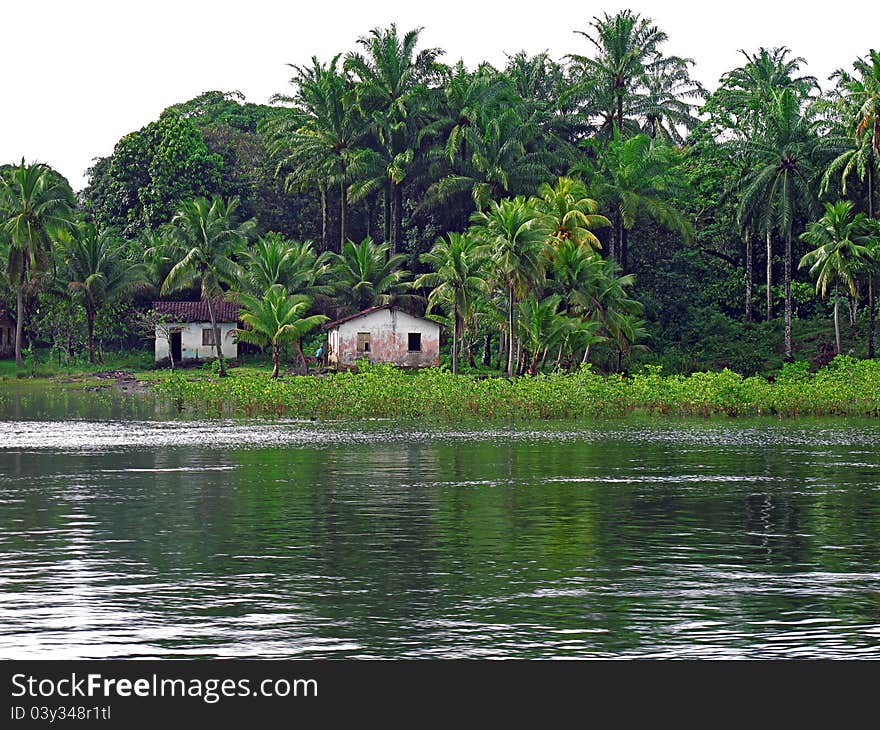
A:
[2, 10, 880, 378]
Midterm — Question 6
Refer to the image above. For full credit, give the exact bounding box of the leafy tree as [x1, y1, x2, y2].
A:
[235, 285, 328, 377]
[84, 111, 224, 235]
[0, 161, 75, 365]
[161, 196, 255, 375]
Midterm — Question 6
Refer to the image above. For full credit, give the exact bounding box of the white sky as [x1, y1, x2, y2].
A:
[4, 0, 879, 191]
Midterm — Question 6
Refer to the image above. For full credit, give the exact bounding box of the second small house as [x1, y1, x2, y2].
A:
[153, 299, 241, 365]
[323, 305, 440, 368]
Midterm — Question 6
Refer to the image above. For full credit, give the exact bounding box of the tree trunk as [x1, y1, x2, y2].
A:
[766, 229, 773, 322]
[392, 184, 403, 255]
[833, 282, 841, 355]
[204, 296, 226, 377]
[451, 306, 459, 375]
[383, 188, 391, 243]
[784, 225, 792, 360]
[365, 198, 372, 240]
[616, 93, 624, 139]
[271, 344, 280, 378]
[86, 308, 95, 365]
[14, 258, 25, 367]
[745, 234, 753, 323]
[482, 333, 492, 367]
[506, 286, 515, 377]
[620, 224, 628, 273]
[339, 180, 347, 253]
[291, 340, 308, 375]
[320, 187, 328, 252]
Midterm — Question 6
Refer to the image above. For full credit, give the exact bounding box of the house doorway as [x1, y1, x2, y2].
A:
[170, 331, 182, 363]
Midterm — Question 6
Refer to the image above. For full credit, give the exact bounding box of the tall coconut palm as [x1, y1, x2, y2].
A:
[58, 222, 146, 363]
[709, 47, 816, 325]
[345, 24, 443, 253]
[161, 196, 255, 376]
[0, 161, 75, 365]
[267, 56, 367, 251]
[736, 88, 818, 359]
[329, 237, 412, 314]
[235, 285, 328, 377]
[471, 196, 550, 376]
[799, 201, 873, 354]
[414, 232, 489, 374]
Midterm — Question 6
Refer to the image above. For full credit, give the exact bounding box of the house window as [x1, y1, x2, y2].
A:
[357, 332, 371, 352]
[408, 332, 422, 352]
[202, 328, 217, 346]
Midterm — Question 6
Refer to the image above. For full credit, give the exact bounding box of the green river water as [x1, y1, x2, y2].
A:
[1, 383, 878, 658]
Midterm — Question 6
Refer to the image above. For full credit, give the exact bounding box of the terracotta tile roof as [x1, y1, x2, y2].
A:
[152, 299, 241, 323]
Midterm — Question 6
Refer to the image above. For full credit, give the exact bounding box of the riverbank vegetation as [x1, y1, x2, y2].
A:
[150, 356, 880, 420]
[2, 10, 880, 382]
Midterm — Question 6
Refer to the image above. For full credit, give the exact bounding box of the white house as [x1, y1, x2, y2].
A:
[152, 299, 240, 364]
[323, 305, 440, 368]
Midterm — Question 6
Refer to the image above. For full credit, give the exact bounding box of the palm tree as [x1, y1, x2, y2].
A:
[710, 47, 817, 134]
[345, 24, 443, 252]
[568, 10, 698, 141]
[424, 107, 555, 213]
[516, 294, 572, 374]
[161, 196, 255, 376]
[267, 56, 366, 251]
[531, 177, 610, 252]
[330, 237, 412, 314]
[799, 201, 873, 354]
[414, 232, 489, 374]
[707, 48, 816, 326]
[575, 132, 693, 270]
[242, 233, 332, 298]
[58, 221, 146, 363]
[736, 88, 818, 359]
[633, 56, 705, 143]
[235, 285, 328, 377]
[0, 161, 75, 366]
[823, 50, 880, 354]
[472, 196, 549, 376]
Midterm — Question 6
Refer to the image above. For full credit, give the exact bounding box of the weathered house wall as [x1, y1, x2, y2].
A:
[154, 323, 238, 362]
[328, 308, 440, 367]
